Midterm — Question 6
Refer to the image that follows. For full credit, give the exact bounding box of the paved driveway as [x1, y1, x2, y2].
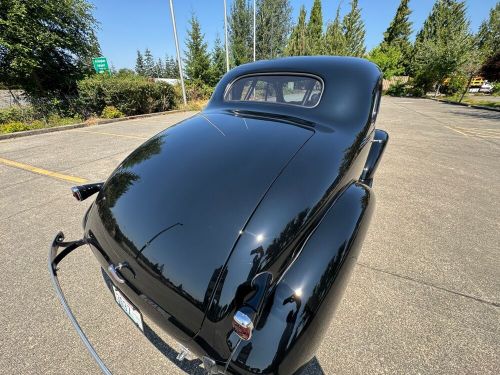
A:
[0, 99, 498, 374]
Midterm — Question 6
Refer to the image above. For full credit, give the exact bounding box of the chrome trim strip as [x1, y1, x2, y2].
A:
[48, 232, 113, 375]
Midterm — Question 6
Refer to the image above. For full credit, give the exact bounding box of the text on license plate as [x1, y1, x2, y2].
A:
[112, 285, 144, 331]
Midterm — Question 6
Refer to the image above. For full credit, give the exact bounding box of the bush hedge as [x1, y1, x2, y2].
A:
[101, 105, 124, 119]
[0, 106, 36, 124]
[77, 73, 179, 117]
[0, 114, 82, 134]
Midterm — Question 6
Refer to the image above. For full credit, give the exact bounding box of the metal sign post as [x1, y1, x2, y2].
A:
[253, 0, 256, 61]
[223, 0, 230, 72]
[169, 0, 187, 106]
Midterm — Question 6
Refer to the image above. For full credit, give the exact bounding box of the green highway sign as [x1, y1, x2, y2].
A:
[92, 57, 110, 74]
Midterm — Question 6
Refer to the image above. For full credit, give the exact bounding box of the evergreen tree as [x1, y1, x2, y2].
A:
[169, 56, 180, 78]
[285, 6, 308, 56]
[307, 0, 324, 55]
[382, 0, 412, 74]
[324, 4, 347, 56]
[135, 50, 145, 75]
[256, 0, 292, 59]
[210, 35, 226, 85]
[164, 55, 176, 78]
[184, 14, 211, 84]
[229, 0, 253, 66]
[143, 48, 155, 77]
[411, 0, 473, 94]
[342, 0, 366, 57]
[154, 58, 164, 78]
[476, 2, 500, 59]
[383, 0, 412, 46]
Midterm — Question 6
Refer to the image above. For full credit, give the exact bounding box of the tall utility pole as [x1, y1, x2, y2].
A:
[223, 0, 230, 72]
[253, 0, 256, 61]
[169, 0, 187, 105]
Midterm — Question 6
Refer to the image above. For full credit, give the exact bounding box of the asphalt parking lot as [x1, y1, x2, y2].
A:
[0, 98, 499, 374]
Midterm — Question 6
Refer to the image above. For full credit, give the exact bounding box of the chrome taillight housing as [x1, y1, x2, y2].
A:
[232, 310, 254, 340]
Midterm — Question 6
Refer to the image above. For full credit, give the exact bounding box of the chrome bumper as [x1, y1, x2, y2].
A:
[48, 232, 112, 375]
[49, 232, 226, 374]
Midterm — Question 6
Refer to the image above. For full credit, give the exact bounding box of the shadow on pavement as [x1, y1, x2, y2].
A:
[448, 109, 500, 121]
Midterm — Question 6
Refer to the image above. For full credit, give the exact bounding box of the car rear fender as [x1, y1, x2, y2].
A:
[360, 129, 389, 187]
[227, 181, 375, 375]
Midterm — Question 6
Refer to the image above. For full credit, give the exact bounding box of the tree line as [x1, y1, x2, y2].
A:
[135, 49, 180, 79]
[1, 0, 498, 108]
[158, 0, 498, 97]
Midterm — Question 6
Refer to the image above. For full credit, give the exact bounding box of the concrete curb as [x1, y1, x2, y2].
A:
[427, 97, 500, 113]
[0, 109, 191, 141]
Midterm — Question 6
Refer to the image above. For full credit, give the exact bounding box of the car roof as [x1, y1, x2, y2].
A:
[206, 56, 382, 132]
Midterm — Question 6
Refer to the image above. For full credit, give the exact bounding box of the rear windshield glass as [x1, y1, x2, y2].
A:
[224, 75, 323, 108]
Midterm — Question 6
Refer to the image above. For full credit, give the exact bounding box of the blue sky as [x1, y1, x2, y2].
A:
[89, 0, 498, 69]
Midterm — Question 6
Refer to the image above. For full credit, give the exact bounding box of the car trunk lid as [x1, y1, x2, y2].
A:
[85, 112, 313, 340]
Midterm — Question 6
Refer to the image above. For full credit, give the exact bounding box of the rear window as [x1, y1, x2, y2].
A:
[224, 74, 323, 108]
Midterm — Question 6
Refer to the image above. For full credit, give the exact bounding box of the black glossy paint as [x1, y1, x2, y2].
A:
[85, 113, 312, 342]
[82, 56, 387, 373]
[360, 129, 389, 186]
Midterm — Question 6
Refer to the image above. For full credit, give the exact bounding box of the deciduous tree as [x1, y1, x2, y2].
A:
[411, 0, 472, 95]
[367, 45, 404, 78]
[0, 0, 100, 100]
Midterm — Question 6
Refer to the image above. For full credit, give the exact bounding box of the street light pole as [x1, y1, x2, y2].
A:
[169, 0, 187, 106]
[253, 0, 256, 61]
[223, 0, 230, 72]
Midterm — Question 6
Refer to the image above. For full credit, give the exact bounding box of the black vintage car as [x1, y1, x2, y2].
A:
[49, 56, 388, 374]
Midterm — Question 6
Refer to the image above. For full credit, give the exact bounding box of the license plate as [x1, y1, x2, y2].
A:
[112, 285, 144, 331]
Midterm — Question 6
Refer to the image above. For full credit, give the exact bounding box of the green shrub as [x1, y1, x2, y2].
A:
[77, 74, 179, 117]
[441, 74, 467, 96]
[185, 80, 214, 101]
[0, 121, 33, 133]
[46, 114, 82, 126]
[101, 105, 124, 119]
[0, 114, 82, 134]
[385, 82, 406, 97]
[0, 106, 36, 124]
[406, 86, 425, 97]
[492, 82, 500, 95]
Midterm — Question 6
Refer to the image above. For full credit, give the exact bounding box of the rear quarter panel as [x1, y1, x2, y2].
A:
[227, 181, 375, 374]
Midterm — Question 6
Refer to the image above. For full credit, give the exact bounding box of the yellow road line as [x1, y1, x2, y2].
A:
[0, 157, 87, 184]
[456, 127, 500, 132]
[75, 129, 148, 140]
[445, 126, 469, 137]
[474, 135, 500, 139]
[470, 132, 500, 137]
[455, 127, 500, 135]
